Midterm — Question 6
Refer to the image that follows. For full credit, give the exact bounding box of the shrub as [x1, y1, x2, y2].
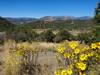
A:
[94, 27, 100, 42]
[55, 41, 100, 75]
[53, 29, 71, 43]
[77, 32, 96, 44]
[6, 27, 38, 42]
[36, 30, 55, 42]
[4, 42, 40, 75]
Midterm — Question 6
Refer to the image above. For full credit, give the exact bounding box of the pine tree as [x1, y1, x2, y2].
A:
[94, 1, 100, 24]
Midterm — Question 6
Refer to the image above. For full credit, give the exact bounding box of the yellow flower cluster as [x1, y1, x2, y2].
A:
[91, 43, 97, 49]
[68, 41, 79, 49]
[74, 48, 80, 54]
[55, 68, 73, 75]
[76, 62, 86, 71]
[66, 68, 73, 75]
[54, 70, 60, 75]
[80, 54, 88, 61]
[63, 53, 70, 58]
[61, 69, 67, 75]
[91, 42, 100, 49]
[55, 41, 100, 75]
[58, 46, 65, 53]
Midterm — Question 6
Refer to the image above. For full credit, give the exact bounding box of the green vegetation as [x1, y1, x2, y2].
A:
[53, 29, 71, 42]
[6, 26, 38, 42]
[94, 27, 100, 42]
[77, 32, 96, 44]
[23, 20, 93, 30]
[94, 2, 100, 24]
[93, 1, 100, 42]
[0, 17, 15, 32]
[0, 16, 95, 43]
[35, 29, 55, 42]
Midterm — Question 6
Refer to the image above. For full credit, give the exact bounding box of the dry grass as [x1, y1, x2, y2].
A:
[32, 29, 92, 36]
[0, 40, 59, 75]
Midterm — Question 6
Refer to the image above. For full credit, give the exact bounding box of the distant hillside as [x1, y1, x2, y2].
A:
[0, 17, 15, 31]
[75, 16, 92, 20]
[6, 17, 38, 24]
[40, 16, 75, 21]
[39, 16, 92, 21]
[24, 19, 94, 30]
[0, 16, 93, 31]
[5, 16, 92, 24]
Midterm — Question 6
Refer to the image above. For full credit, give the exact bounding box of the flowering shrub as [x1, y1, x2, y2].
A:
[4, 42, 39, 75]
[55, 41, 100, 75]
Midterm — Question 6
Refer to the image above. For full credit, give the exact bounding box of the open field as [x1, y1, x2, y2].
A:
[32, 29, 92, 35]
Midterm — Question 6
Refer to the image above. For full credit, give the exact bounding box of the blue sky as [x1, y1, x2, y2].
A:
[0, 0, 99, 18]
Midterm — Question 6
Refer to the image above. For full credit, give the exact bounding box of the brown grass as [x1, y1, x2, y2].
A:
[0, 40, 58, 75]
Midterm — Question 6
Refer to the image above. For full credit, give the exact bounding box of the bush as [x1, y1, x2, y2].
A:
[6, 27, 38, 42]
[35, 30, 55, 42]
[53, 29, 71, 43]
[77, 32, 96, 44]
[94, 27, 100, 42]
[55, 41, 100, 75]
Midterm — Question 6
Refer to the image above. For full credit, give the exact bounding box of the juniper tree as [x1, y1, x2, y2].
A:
[94, 1, 100, 24]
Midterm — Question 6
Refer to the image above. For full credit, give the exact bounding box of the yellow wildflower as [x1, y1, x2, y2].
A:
[58, 46, 65, 53]
[80, 54, 88, 61]
[61, 69, 67, 75]
[54, 70, 60, 75]
[66, 68, 73, 75]
[91, 43, 97, 49]
[74, 48, 80, 54]
[69, 41, 79, 49]
[76, 62, 86, 71]
[64, 53, 70, 58]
